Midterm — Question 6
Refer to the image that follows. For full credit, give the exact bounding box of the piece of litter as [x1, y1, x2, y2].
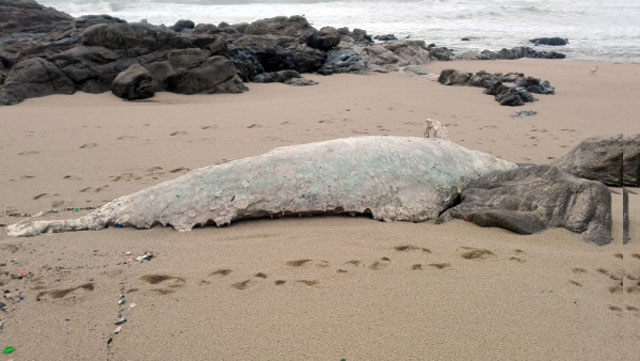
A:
[3, 346, 14, 354]
[16, 270, 26, 276]
[125, 251, 132, 256]
[129, 303, 136, 309]
[0, 302, 6, 309]
[115, 317, 127, 325]
[118, 298, 127, 305]
[114, 325, 122, 334]
[134, 252, 153, 262]
[114, 224, 123, 228]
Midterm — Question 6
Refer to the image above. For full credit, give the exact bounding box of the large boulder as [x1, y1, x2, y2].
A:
[170, 19, 195, 32]
[144, 61, 176, 91]
[624, 134, 640, 186]
[381, 40, 431, 64]
[306, 27, 341, 51]
[0, 57, 74, 105]
[552, 135, 624, 186]
[167, 55, 243, 94]
[245, 16, 316, 42]
[111, 63, 154, 100]
[318, 48, 365, 75]
[438, 165, 612, 245]
[438, 69, 472, 85]
[529, 37, 568, 46]
[494, 86, 535, 106]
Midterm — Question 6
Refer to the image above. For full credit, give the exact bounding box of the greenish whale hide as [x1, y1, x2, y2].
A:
[7, 136, 516, 237]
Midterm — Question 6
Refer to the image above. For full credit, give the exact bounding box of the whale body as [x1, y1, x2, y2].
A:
[7, 136, 516, 237]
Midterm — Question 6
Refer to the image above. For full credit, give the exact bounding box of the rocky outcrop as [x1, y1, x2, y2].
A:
[0, 57, 74, 105]
[438, 165, 612, 245]
[529, 37, 568, 46]
[438, 69, 554, 106]
[552, 134, 626, 186]
[111, 63, 154, 100]
[166, 55, 244, 94]
[455, 46, 566, 60]
[0, 1, 569, 105]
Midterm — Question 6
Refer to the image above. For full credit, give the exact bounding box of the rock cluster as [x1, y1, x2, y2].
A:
[529, 37, 568, 46]
[438, 69, 554, 106]
[455, 46, 566, 60]
[0, 0, 570, 105]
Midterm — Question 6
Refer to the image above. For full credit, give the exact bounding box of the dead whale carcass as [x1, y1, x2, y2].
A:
[6, 136, 516, 237]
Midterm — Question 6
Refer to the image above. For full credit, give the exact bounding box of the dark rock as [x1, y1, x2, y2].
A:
[307, 27, 341, 51]
[483, 81, 510, 96]
[74, 14, 126, 29]
[437, 69, 471, 85]
[0, 0, 73, 37]
[374, 34, 398, 41]
[0, 57, 74, 105]
[167, 48, 207, 69]
[350, 28, 373, 44]
[428, 47, 453, 61]
[337, 27, 350, 35]
[144, 61, 176, 91]
[461, 37, 470, 41]
[253, 69, 301, 83]
[529, 37, 568, 46]
[167, 55, 242, 94]
[231, 22, 249, 34]
[456, 46, 566, 60]
[245, 16, 316, 42]
[623, 134, 640, 186]
[552, 135, 624, 186]
[495, 86, 535, 106]
[170, 19, 195, 32]
[513, 110, 537, 119]
[318, 49, 365, 75]
[111, 63, 154, 100]
[226, 49, 263, 81]
[285, 77, 317, 86]
[381, 40, 430, 64]
[515, 76, 554, 94]
[210, 75, 247, 94]
[438, 165, 612, 245]
[83, 22, 192, 57]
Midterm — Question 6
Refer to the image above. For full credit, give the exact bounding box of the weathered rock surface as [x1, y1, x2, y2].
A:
[0, 0, 73, 37]
[530, 37, 568, 46]
[6, 136, 516, 237]
[438, 165, 612, 245]
[438, 69, 553, 106]
[166, 55, 241, 94]
[374, 34, 397, 41]
[111, 63, 154, 100]
[0, 57, 74, 105]
[253, 69, 301, 83]
[624, 134, 640, 187]
[552, 134, 628, 186]
[144, 61, 176, 91]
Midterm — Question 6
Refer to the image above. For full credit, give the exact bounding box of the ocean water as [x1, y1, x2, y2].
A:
[40, 0, 640, 63]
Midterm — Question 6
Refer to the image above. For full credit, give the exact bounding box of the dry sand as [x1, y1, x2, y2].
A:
[0, 59, 638, 360]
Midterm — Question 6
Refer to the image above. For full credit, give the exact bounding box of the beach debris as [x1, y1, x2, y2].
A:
[134, 252, 154, 262]
[115, 316, 127, 325]
[129, 303, 137, 309]
[513, 110, 537, 119]
[424, 119, 449, 140]
[0, 302, 6, 310]
[3, 346, 14, 354]
[6, 137, 516, 237]
[114, 325, 123, 334]
[118, 297, 127, 305]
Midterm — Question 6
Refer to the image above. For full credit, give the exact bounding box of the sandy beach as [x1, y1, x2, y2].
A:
[1, 59, 639, 360]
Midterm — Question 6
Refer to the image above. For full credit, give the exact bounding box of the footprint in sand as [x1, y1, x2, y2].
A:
[412, 264, 423, 270]
[569, 280, 583, 287]
[33, 193, 48, 200]
[170, 167, 189, 173]
[140, 274, 185, 295]
[210, 269, 232, 277]
[254, 272, 268, 279]
[37, 283, 95, 300]
[117, 135, 138, 140]
[170, 131, 187, 136]
[369, 257, 391, 270]
[393, 245, 431, 254]
[429, 263, 451, 269]
[275, 280, 286, 286]
[296, 280, 319, 286]
[231, 279, 252, 290]
[79, 143, 98, 149]
[459, 247, 496, 260]
[286, 259, 312, 267]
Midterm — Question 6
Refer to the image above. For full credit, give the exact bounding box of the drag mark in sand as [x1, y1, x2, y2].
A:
[37, 282, 95, 300]
[459, 247, 496, 260]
